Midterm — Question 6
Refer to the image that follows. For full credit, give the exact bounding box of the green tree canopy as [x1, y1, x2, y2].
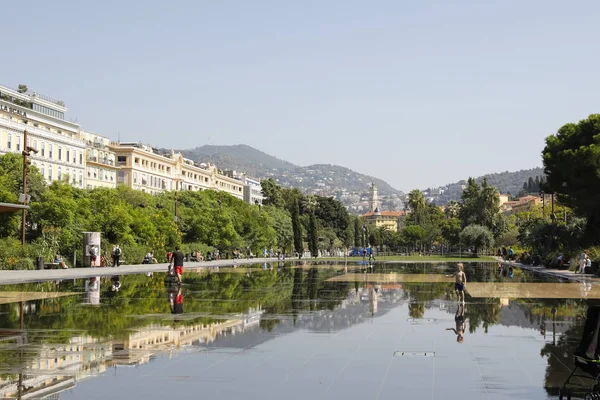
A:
[543, 114, 600, 243]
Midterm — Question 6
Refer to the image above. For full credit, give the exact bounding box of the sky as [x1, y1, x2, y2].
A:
[2, 0, 599, 192]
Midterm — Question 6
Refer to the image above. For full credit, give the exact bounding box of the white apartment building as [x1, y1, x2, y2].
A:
[241, 176, 264, 206]
[0, 84, 254, 202]
[0, 84, 86, 188]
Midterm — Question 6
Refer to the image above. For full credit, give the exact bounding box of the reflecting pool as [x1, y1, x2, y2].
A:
[0, 261, 597, 399]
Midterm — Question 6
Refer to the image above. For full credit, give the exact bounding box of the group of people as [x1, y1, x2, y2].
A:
[579, 251, 592, 274]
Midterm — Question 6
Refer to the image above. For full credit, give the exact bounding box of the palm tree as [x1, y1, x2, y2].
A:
[445, 200, 460, 219]
[407, 190, 427, 224]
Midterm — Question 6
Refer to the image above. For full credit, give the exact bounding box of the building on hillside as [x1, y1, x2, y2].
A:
[499, 194, 510, 205]
[509, 195, 542, 214]
[369, 183, 379, 212]
[361, 209, 405, 232]
[0, 84, 86, 188]
[360, 183, 405, 231]
[81, 130, 117, 189]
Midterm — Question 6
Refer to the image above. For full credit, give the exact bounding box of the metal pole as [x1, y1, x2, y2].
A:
[21, 129, 28, 247]
[174, 189, 178, 222]
[551, 193, 555, 215]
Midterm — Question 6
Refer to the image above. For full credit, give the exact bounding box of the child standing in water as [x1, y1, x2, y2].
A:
[447, 263, 467, 303]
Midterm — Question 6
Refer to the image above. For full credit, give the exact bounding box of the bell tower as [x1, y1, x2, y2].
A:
[369, 183, 379, 212]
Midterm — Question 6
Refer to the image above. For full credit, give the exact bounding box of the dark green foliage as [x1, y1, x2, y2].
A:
[543, 114, 600, 244]
[307, 212, 318, 257]
[291, 198, 303, 255]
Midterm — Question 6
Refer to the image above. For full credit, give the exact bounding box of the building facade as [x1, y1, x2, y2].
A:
[81, 130, 117, 189]
[0, 84, 86, 188]
[241, 176, 264, 206]
[0, 84, 258, 202]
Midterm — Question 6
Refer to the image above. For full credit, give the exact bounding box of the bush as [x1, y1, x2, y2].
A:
[0, 238, 33, 270]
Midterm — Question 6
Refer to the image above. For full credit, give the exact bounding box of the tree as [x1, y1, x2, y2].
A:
[444, 200, 460, 219]
[263, 206, 293, 251]
[459, 177, 505, 237]
[353, 218, 361, 247]
[307, 212, 318, 257]
[17, 84, 28, 93]
[291, 198, 303, 256]
[543, 114, 600, 244]
[401, 225, 425, 252]
[407, 189, 427, 224]
[260, 178, 283, 207]
[459, 224, 494, 253]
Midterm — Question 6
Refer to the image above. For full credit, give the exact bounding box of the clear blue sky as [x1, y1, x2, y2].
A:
[3, 0, 599, 192]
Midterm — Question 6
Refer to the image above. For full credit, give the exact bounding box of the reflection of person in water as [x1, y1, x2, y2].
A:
[111, 275, 121, 292]
[446, 304, 466, 343]
[169, 287, 184, 314]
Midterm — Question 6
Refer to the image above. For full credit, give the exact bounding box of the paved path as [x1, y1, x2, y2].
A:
[0, 258, 287, 285]
[500, 258, 600, 284]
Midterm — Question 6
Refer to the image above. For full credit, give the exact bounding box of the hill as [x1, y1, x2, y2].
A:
[180, 144, 296, 176]
[424, 167, 545, 205]
[171, 144, 404, 214]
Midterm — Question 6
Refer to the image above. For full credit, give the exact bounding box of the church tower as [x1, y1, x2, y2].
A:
[369, 183, 379, 213]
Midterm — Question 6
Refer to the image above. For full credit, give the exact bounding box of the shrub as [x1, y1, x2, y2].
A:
[0, 238, 32, 270]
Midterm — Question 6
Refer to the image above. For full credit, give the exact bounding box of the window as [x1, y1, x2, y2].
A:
[72, 171, 76, 184]
[57, 167, 62, 180]
[66, 149, 70, 163]
[40, 166, 45, 177]
[49, 145, 53, 159]
[80, 153, 83, 164]
[33, 140, 38, 152]
[47, 168, 52, 181]
[58, 147, 62, 161]
[16, 136, 21, 151]
[7, 134, 11, 149]
[41, 142, 45, 157]
[133, 172, 137, 184]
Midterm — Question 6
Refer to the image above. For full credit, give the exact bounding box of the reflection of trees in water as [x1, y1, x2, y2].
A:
[539, 300, 600, 394]
[467, 299, 501, 334]
[541, 318, 585, 393]
[409, 302, 425, 319]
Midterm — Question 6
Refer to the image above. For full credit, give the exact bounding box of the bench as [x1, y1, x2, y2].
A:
[44, 263, 61, 270]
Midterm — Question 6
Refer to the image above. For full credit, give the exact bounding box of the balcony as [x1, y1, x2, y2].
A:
[88, 156, 114, 166]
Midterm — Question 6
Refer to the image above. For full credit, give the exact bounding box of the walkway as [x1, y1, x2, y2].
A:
[500, 258, 600, 284]
[0, 257, 283, 285]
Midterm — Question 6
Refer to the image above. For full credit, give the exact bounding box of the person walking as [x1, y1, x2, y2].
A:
[579, 251, 587, 274]
[112, 245, 122, 267]
[170, 246, 185, 286]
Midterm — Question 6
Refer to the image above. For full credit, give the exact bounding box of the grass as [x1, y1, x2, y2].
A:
[315, 255, 496, 262]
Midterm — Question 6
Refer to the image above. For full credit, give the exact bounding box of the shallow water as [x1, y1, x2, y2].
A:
[0, 261, 596, 399]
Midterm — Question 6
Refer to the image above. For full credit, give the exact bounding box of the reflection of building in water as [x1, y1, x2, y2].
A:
[0, 302, 263, 397]
[83, 277, 100, 305]
[110, 306, 264, 366]
[0, 335, 111, 399]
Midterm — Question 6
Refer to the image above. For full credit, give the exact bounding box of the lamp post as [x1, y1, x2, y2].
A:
[21, 129, 34, 247]
[174, 188, 179, 222]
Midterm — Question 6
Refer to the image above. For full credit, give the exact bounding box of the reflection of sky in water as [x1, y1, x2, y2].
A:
[0, 262, 592, 399]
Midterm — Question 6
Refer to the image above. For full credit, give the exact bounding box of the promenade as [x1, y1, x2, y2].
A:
[500, 258, 600, 284]
[0, 257, 280, 285]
